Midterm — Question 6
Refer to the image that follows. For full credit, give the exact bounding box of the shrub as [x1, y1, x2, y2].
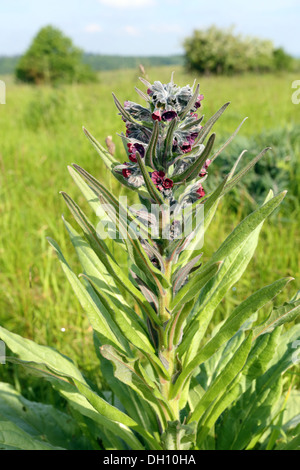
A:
[15, 25, 96, 85]
[184, 26, 292, 75]
[0, 77, 299, 450]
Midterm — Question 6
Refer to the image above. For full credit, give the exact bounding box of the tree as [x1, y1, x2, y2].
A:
[183, 26, 291, 75]
[16, 25, 96, 85]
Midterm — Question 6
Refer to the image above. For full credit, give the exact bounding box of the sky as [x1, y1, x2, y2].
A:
[0, 0, 299, 57]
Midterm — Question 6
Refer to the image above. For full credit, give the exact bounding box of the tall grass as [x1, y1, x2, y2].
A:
[0, 67, 299, 395]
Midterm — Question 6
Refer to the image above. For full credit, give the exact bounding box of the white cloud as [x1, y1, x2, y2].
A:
[98, 0, 155, 8]
[84, 23, 103, 33]
[122, 25, 140, 36]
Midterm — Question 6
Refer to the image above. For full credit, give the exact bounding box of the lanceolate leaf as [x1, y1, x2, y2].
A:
[253, 295, 300, 337]
[186, 280, 292, 397]
[195, 102, 230, 145]
[216, 326, 300, 450]
[0, 383, 90, 450]
[0, 327, 159, 450]
[173, 207, 269, 397]
[82, 273, 170, 380]
[210, 117, 248, 163]
[83, 127, 119, 168]
[171, 261, 222, 312]
[135, 151, 165, 206]
[223, 147, 271, 194]
[59, 192, 160, 325]
[179, 84, 200, 120]
[100, 345, 173, 426]
[172, 133, 216, 183]
[188, 333, 253, 423]
[192, 277, 294, 368]
[47, 235, 131, 355]
[145, 120, 159, 168]
[210, 190, 287, 265]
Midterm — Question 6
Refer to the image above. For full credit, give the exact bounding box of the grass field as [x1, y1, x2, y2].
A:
[0, 66, 299, 397]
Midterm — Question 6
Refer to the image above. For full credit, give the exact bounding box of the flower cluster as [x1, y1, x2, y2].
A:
[114, 77, 212, 204]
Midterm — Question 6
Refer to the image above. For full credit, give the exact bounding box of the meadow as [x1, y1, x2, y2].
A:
[0, 66, 299, 399]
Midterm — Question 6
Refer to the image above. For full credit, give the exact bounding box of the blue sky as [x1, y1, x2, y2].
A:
[1, 0, 299, 56]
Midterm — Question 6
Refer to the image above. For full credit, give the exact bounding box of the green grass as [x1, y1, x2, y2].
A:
[0, 66, 299, 393]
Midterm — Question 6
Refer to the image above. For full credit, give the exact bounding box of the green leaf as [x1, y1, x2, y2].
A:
[210, 190, 287, 265]
[145, 120, 159, 168]
[194, 102, 230, 145]
[0, 382, 91, 450]
[0, 327, 158, 450]
[216, 325, 300, 450]
[172, 133, 216, 183]
[223, 147, 271, 195]
[100, 345, 173, 425]
[188, 333, 253, 424]
[82, 273, 169, 379]
[47, 236, 128, 353]
[135, 151, 165, 205]
[193, 277, 293, 370]
[68, 164, 102, 215]
[0, 326, 85, 384]
[253, 294, 300, 337]
[179, 83, 200, 119]
[83, 127, 119, 169]
[210, 117, 248, 163]
[171, 261, 222, 313]
[94, 334, 160, 438]
[175, 190, 286, 373]
[73, 378, 160, 450]
[58, 191, 160, 325]
[0, 419, 64, 450]
[69, 165, 166, 291]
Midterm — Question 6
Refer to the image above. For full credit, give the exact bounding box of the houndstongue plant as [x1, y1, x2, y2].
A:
[0, 76, 299, 450]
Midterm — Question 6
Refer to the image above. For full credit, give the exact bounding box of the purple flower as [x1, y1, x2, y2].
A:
[204, 158, 211, 169]
[122, 167, 132, 178]
[151, 171, 165, 186]
[180, 142, 192, 153]
[152, 110, 162, 122]
[127, 142, 145, 162]
[199, 159, 211, 178]
[187, 132, 199, 145]
[163, 178, 174, 189]
[161, 110, 177, 122]
[194, 94, 204, 109]
[196, 184, 205, 199]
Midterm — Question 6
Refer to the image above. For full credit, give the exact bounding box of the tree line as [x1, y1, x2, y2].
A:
[0, 25, 298, 85]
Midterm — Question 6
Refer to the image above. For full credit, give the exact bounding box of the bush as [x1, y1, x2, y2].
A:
[15, 25, 97, 85]
[184, 26, 293, 75]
